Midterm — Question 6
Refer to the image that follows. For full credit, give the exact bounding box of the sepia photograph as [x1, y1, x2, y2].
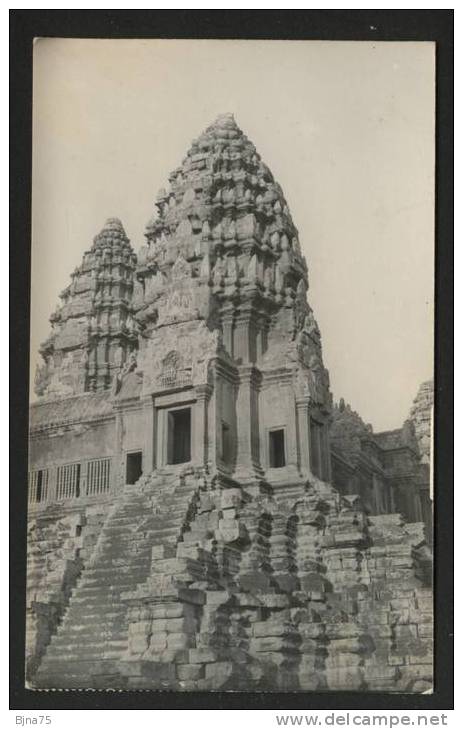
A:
[24, 36, 437, 695]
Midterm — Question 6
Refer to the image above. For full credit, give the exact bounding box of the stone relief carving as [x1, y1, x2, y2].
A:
[162, 350, 182, 370]
[145, 271, 165, 302]
[61, 351, 74, 371]
[212, 256, 226, 287]
[160, 350, 191, 388]
[122, 351, 138, 376]
[302, 308, 320, 339]
[34, 363, 49, 396]
[141, 321, 220, 394]
[293, 279, 310, 333]
[292, 344, 331, 408]
[171, 254, 191, 281]
[44, 372, 75, 398]
[111, 350, 138, 396]
[156, 287, 198, 326]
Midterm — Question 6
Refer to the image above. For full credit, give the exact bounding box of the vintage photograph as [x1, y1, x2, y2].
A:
[26, 39, 435, 692]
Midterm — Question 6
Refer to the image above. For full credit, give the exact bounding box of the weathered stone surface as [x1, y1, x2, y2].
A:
[408, 380, 433, 464]
[27, 114, 433, 693]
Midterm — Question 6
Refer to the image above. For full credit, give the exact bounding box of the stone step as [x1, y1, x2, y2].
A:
[65, 591, 136, 608]
[104, 516, 150, 526]
[91, 544, 149, 557]
[52, 612, 127, 633]
[64, 592, 127, 609]
[43, 648, 127, 665]
[36, 659, 120, 686]
[67, 581, 137, 598]
[57, 620, 127, 638]
[48, 640, 128, 658]
[100, 525, 150, 536]
[83, 561, 149, 576]
[80, 571, 148, 587]
[50, 632, 127, 650]
[59, 607, 126, 624]
[149, 526, 183, 538]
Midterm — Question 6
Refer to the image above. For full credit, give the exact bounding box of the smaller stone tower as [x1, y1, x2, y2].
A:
[35, 218, 138, 396]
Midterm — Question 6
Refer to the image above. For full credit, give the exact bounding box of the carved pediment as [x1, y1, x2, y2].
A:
[140, 320, 220, 395]
[160, 350, 192, 389]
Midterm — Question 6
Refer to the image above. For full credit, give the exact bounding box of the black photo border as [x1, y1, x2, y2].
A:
[10, 9, 454, 712]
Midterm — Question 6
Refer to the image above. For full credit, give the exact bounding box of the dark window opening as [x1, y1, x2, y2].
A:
[36, 470, 44, 502]
[126, 451, 143, 484]
[269, 429, 286, 468]
[221, 422, 231, 464]
[75, 464, 81, 499]
[167, 408, 191, 465]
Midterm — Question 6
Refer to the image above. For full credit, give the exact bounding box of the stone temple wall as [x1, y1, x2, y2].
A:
[27, 113, 433, 692]
[330, 385, 433, 538]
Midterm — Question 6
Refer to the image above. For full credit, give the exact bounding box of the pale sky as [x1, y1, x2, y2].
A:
[31, 39, 435, 431]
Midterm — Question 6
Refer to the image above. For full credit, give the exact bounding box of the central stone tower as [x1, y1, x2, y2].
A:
[132, 112, 332, 491]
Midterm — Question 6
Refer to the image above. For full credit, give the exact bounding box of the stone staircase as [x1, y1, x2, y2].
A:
[33, 469, 202, 689]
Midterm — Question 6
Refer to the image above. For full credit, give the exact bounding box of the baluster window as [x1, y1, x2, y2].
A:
[56, 463, 81, 500]
[28, 469, 50, 504]
[86, 458, 111, 496]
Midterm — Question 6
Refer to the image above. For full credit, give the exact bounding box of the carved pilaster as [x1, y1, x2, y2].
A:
[141, 396, 156, 474]
[193, 384, 213, 467]
[113, 410, 124, 490]
[234, 365, 263, 481]
[233, 307, 260, 364]
[296, 396, 311, 477]
[222, 308, 234, 358]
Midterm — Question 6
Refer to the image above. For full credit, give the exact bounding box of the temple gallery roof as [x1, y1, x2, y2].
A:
[29, 391, 115, 431]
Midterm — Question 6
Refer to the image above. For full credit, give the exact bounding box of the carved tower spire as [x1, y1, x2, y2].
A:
[134, 113, 314, 350]
[35, 218, 138, 397]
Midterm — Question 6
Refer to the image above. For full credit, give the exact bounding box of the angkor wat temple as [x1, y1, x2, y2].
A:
[27, 114, 433, 692]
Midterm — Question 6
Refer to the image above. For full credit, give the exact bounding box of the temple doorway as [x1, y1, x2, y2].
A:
[126, 451, 143, 484]
[167, 407, 191, 464]
[269, 428, 286, 468]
